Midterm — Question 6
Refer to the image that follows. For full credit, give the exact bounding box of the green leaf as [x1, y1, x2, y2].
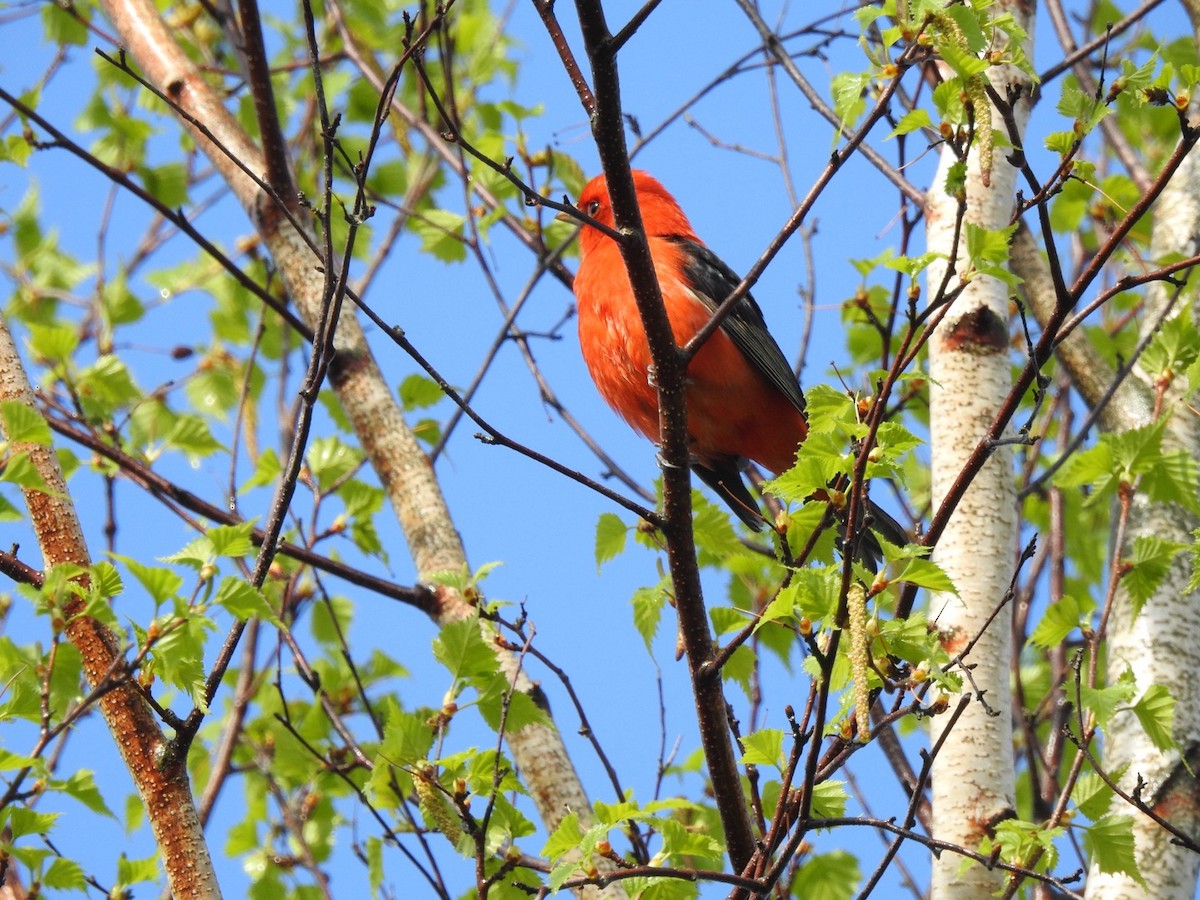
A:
[595, 513, 628, 569]
[89, 564, 123, 600]
[241, 448, 283, 492]
[0, 747, 38, 770]
[1080, 672, 1135, 728]
[1123, 536, 1187, 612]
[656, 815, 724, 869]
[1050, 176, 1096, 231]
[793, 850, 860, 900]
[1074, 765, 1124, 821]
[987, 818, 1063, 873]
[43, 856, 86, 892]
[1141, 449, 1200, 514]
[1083, 815, 1143, 884]
[78, 355, 142, 410]
[149, 613, 214, 708]
[1132, 683, 1176, 751]
[1056, 419, 1186, 508]
[545, 817, 611, 890]
[139, 163, 189, 207]
[8, 806, 58, 837]
[811, 780, 849, 818]
[881, 251, 943, 279]
[1030, 594, 1093, 649]
[691, 489, 744, 562]
[932, 79, 967, 124]
[159, 536, 213, 569]
[940, 43, 990, 78]
[964, 222, 1017, 265]
[1, 133, 33, 166]
[186, 364, 240, 421]
[943, 159, 968, 198]
[165, 415, 224, 459]
[215, 577, 281, 627]
[310, 595, 354, 647]
[115, 853, 161, 888]
[398, 374, 446, 411]
[59, 770, 114, 818]
[830, 71, 870, 136]
[891, 556, 957, 594]
[366, 836, 384, 896]
[789, 565, 842, 622]
[477, 677, 552, 732]
[631, 583, 666, 653]
[887, 108, 933, 139]
[207, 522, 257, 559]
[1187, 527, 1200, 592]
[541, 810, 585, 862]
[307, 437, 360, 490]
[368, 703, 435, 802]
[740, 728, 785, 769]
[42, 1, 89, 45]
[432, 618, 498, 682]
[0, 492, 22, 521]
[26, 323, 79, 364]
[113, 555, 183, 605]
[1142, 305, 1200, 377]
[0, 451, 52, 493]
[411, 209, 467, 262]
[100, 274, 145, 327]
[0, 400, 52, 445]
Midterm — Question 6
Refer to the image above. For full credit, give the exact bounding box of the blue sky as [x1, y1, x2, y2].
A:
[1, 0, 1188, 896]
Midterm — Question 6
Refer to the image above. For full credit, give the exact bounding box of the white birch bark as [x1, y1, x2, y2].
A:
[1085, 146, 1200, 900]
[924, 7, 1031, 895]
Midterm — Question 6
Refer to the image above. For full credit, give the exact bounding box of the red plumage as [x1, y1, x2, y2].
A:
[569, 170, 808, 528]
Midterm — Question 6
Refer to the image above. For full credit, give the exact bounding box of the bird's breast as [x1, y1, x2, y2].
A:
[574, 246, 807, 473]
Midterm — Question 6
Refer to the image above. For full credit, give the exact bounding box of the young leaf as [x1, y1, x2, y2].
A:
[0, 400, 52, 445]
[1132, 683, 1176, 751]
[740, 728, 785, 769]
[793, 850, 860, 900]
[1083, 815, 1143, 884]
[595, 513, 628, 569]
[432, 618, 499, 682]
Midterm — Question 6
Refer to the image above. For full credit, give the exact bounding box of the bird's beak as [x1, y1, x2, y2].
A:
[554, 207, 576, 224]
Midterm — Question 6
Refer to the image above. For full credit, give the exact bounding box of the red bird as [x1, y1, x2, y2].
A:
[566, 170, 905, 558]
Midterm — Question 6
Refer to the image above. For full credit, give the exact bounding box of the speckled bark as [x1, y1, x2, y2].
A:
[0, 317, 221, 899]
[1086, 144, 1200, 900]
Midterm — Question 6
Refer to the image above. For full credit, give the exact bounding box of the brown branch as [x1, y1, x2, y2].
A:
[564, 0, 759, 874]
[0, 315, 220, 898]
[38, 408, 437, 613]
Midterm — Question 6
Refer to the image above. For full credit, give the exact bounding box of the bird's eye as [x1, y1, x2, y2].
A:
[586, 200, 601, 216]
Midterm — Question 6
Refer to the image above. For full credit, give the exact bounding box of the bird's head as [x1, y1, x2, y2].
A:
[565, 170, 697, 260]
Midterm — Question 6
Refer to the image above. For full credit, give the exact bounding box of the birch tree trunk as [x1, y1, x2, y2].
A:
[0, 318, 221, 899]
[93, 2, 617, 894]
[1085, 145, 1200, 900]
[925, 6, 1032, 895]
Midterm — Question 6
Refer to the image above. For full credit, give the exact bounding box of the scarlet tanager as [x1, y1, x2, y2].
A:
[564, 170, 905, 563]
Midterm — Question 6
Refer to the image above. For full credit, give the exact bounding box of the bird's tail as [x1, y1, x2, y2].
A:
[841, 498, 909, 571]
[691, 460, 910, 570]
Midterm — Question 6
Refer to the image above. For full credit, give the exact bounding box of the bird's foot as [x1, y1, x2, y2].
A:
[654, 448, 685, 469]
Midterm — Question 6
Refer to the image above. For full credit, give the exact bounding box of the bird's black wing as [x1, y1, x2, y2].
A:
[691, 458, 765, 531]
[669, 236, 807, 416]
